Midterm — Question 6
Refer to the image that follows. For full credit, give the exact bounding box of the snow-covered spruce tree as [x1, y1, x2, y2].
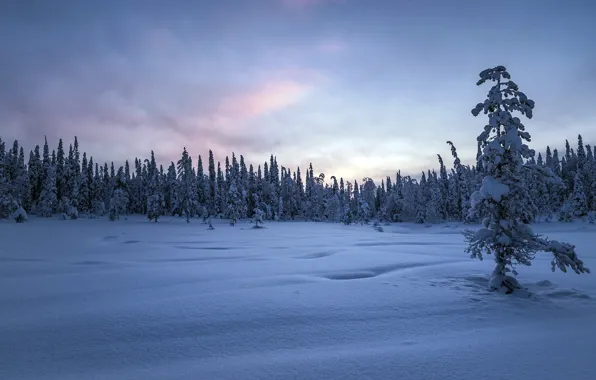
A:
[37, 162, 58, 217]
[252, 193, 265, 228]
[400, 178, 419, 221]
[356, 193, 371, 224]
[560, 172, 588, 221]
[146, 152, 163, 222]
[208, 150, 217, 216]
[226, 180, 242, 225]
[0, 143, 16, 218]
[91, 162, 106, 216]
[68, 174, 80, 219]
[281, 171, 296, 219]
[177, 148, 197, 223]
[165, 162, 179, 215]
[14, 146, 30, 212]
[425, 176, 443, 223]
[216, 162, 225, 217]
[277, 195, 284, 221]
[0, 167, 11, 218]
[463, 66, 589, 294]
[436, 155, 449, 219]
[361, 178, 376, 221]
[585, 144, 596, 211]
[108, 169, 129, 221]
[11, 206, 28, 223]
[340, 183, 353, 225]
[324, 192, 342, 222]
[447, 141, 471, 222]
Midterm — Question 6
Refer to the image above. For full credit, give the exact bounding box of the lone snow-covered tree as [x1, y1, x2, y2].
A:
[463, 66, 589, 294]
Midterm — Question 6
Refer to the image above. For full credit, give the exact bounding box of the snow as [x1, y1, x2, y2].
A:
[1, 217, 595, 380]
[479, 176, 510, 202]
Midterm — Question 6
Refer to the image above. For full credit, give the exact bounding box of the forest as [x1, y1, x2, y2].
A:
[1, 133, 594, 225]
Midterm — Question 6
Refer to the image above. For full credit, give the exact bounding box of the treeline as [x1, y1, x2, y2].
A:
[0, 134, 594, 223]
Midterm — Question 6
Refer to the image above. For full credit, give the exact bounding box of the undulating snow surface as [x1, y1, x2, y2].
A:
[1, 217, 595, 380]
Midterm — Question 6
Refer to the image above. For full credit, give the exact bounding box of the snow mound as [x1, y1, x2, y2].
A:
[544, 289, 592, 300]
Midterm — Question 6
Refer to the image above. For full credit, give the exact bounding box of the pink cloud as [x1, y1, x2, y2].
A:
[217, 80, 312, 120]
[148, 79, 315, 160]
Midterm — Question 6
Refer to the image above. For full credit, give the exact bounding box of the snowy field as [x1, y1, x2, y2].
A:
[1, 217, 595, 380]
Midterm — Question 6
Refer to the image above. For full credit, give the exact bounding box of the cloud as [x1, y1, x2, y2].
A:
[1, 71, 316, 165]
[0, 40, 318, 165]
[218, 80, 312, 120]
[0, 4, 323, 166]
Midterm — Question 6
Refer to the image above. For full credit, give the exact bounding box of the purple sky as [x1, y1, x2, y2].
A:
[1, 0, 595, 180]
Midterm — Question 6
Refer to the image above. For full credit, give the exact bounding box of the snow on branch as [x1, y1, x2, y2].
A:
[538, 238, 591, 275]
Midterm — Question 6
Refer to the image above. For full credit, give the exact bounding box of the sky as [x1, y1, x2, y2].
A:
[1, 0, 596, 182]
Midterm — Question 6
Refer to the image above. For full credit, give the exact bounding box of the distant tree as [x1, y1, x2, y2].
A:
[252, 193, 265, 228]
[226, 180, 242, 225]
[11, 206, 28, 223]
[177, 148, 197, 223]
[38, 162, 57, 217]
[109, 168, 129, 221]
[425, 176, 443, 223]
[560, 172, 588, 221]
[146, 151, 163, 222]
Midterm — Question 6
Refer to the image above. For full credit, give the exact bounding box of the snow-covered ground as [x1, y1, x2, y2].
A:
[1, 217, 595, 380]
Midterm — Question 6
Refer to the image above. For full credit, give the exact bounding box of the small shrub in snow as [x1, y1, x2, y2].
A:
[372, 221, 384, 232]
[357, 197, 370, 224]
[558, 202, 574, 222]
[58, 198, 78, 219]
[109, 190, 128, 221]
[11, 206, 27, 223]
[253, 208, 265, 229]
[67, 205, 78, 220]
[543, 212, 554, 223]
[108, 207, 119, 221]
[0, 197, 17, 219]
[341, 205, 353, 225]
[147, 194, 162, 222]
[200, 206, 210, 224]
[463, 66, 589, 294]
[252, 194, 265, 229]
